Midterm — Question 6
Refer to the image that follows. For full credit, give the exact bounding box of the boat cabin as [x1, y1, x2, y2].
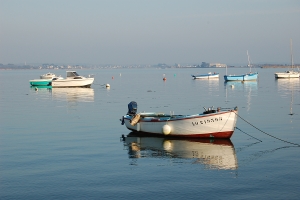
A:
[66, 71, 81, 79]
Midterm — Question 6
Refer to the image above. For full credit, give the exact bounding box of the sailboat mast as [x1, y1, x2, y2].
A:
[290, 39, 294, 71]
[247, 50, 251, 73]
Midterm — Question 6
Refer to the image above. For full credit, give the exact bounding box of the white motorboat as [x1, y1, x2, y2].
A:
[121, 101, 238, 139]
[51, 71, 94, 88]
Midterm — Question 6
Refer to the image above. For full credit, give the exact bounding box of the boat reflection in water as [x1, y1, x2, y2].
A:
[276, 78, 299, 115]
[224, 81, 257, 112]
[192, 78, 219, 90]
[276, 78, 299, 93]
[122, 133, 238, 170]
[30, 85, 52, 91]
[30, 86, 52, 95]
[224, 80, 258, 90]
[51, 88, 94, 102]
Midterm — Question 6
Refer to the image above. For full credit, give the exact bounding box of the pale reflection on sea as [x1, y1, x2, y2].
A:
[123, 133, 238, 170]
[0, 68, 299, 199]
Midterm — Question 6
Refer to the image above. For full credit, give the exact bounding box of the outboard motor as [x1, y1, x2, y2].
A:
[127, 101, 137, 115]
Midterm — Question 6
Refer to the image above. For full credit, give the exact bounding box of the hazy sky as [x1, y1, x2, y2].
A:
[1, 0, 299, 65]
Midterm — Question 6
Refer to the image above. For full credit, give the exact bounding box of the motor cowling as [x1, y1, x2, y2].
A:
[127, 101, 137, 115]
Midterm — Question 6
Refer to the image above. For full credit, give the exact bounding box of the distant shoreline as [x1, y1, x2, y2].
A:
[0, 64, 299, 70]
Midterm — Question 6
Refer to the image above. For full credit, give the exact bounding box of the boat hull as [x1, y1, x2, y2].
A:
[275, 71, 299, 78]
[29, 79, 52, 86]
[123, 110, 238, 139]
[224, 72, 258, 81]
[51, 78, 94, 88]
[192, 73, 219, 79]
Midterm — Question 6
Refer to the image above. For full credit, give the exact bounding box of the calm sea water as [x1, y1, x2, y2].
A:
[0, 68, 299, 199]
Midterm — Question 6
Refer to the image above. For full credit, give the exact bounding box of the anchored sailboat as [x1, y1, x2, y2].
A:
[224, 50, 258, 81]
[275, 39, 299, 78]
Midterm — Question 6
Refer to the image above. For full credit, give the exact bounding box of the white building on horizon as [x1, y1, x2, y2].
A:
[209, 63, 227, 68]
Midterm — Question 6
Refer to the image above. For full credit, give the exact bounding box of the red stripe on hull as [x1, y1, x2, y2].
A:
[127, 128, 234, 139]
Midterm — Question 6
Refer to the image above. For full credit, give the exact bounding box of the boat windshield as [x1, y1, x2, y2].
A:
[67, 71, 80, 77]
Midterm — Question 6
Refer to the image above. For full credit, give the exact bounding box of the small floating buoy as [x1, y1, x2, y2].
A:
[162, 124, 171, 135]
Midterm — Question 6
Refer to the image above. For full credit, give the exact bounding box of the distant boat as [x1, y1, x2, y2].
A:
[224, 50, 258, 81]
[29, 72, 62, 86]
[275, 70, 299, 78]
[191, 72, 219, 79]
[51, 71, 94, 88]
[275, 39, 299, 79]
[121, 101, 238, 139]
[40, 72, 58, 79]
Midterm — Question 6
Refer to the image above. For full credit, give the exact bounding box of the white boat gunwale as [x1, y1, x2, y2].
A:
[125, 110, 234, 122]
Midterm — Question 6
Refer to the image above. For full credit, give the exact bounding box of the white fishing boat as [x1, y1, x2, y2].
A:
[191, 72, 219, 79]
[122, 134, 238, 170]
[121, 101, 238, 139]
[275, 39, 299, 78]
[51, 71, 94, 88]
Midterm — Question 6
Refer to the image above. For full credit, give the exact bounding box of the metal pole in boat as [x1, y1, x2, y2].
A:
[247, 50, 251, 73]
[290, 39, 294, 71]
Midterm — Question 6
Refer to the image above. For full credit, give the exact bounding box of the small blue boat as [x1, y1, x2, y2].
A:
[224, 50, 258, 82]
[224, 72, 258, 81]
[29, 79, 52, 86]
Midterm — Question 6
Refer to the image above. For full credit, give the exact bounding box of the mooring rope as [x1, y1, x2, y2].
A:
[235, 112, 300, 147]
[235, 127, 262, 142]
